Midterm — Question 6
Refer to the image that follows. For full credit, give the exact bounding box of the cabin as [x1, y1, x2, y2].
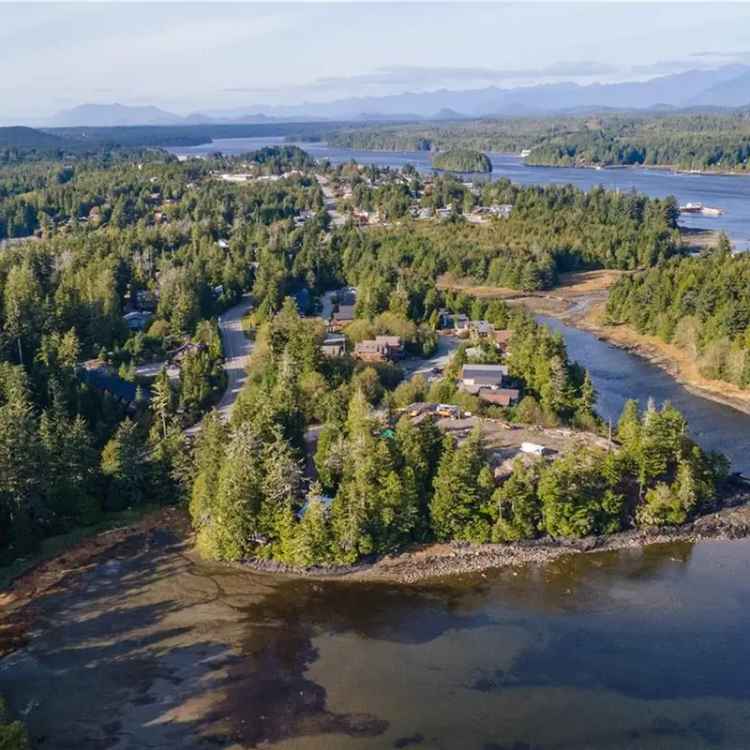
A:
[461, 364, 507, 390]
[479, 388, 520, 407]
[321, 334, 346, 357]
[79, 366, 149, 411]
[354, 336, 402, 363]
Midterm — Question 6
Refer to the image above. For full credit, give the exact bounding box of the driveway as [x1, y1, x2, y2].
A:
[400, 334, 460, 378]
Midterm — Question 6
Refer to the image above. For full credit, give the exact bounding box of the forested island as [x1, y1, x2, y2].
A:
[324, 113, 750, 173]
[432, 149, 492, 173]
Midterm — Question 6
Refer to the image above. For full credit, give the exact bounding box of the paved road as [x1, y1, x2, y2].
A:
[216, 293, 254, 422]
[185, 294, 253, 436]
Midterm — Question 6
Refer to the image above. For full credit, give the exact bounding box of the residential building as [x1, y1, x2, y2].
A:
[460, 364, 507, 390]
[493, 329, 513, 350]
[321, 334, 346, 357]
[331, 304, 356, 330]
[79, 366, 148, 410]
[479, 388, 520, 407]
[470, 320, 494, 338]
[354, 336, 403, 363]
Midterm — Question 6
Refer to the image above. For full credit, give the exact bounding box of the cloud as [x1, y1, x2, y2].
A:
[310, 61, 620, 91]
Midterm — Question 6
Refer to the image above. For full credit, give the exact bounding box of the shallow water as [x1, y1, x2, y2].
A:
[206, 539, 750, 749]
[7, 528, 750, 749]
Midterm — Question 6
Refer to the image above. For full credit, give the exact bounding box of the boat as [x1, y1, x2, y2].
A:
[520, 149, 532, 158]
[678, 202, 724, 216]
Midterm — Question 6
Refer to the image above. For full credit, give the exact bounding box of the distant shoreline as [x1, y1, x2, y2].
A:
[524, 159, 750, 178]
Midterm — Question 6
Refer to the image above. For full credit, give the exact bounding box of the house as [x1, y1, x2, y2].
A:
[79, 366, 148, 410]
[461, 364, 507, 390]
[331, 304, 356, 329]
[217, 239, 230, 249]
[374, 335, 403, 358]
[479, 388, 520, 407]
[353, 336, 402, 363]
[123, 311, 153, 331]
[489, 204, 513, 218]
[521, 442, 547, 456]
[169, 342, 207, 365]
[321, 334, 346, 357]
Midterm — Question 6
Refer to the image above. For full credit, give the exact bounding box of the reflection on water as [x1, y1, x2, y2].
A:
[217, 540, 750, 749]
[538, 315, 750, 473]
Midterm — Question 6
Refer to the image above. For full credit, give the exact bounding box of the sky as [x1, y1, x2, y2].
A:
[3, 1, 750, 121]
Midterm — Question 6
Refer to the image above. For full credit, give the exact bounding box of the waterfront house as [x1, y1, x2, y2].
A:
[461, 364, 507, 390]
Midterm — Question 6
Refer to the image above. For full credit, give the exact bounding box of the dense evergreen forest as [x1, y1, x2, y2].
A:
[191, 296, 727, 565]
[606, 236, 750, 388]
[325, 113, 750, 172]
[432, 149, 492, 173]
[0, 142, 730, 573]
[334, 176, 680, 289]
[524, 114, 750, 170]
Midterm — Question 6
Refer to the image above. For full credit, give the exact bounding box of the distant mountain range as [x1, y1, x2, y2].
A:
[38, 64, 750, 127]
[47, 103, 313, 128]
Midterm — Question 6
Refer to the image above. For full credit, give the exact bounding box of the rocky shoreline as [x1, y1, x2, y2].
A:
[572, 314, 750, 418]
[235, 491, 750, 584]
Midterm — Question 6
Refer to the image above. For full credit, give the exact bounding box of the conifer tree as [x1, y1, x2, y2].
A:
[492, 459, 542, 542]
[197, 423, 264, 561]
[430, 428, 494, 543]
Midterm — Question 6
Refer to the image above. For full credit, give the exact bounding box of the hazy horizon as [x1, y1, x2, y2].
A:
[3, 2, 750, 124]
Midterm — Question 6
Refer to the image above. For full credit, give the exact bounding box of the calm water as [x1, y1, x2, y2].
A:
[240, 539, 750, 749]
[169, 136, 750, 249]
[538, 316, 750, 474]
